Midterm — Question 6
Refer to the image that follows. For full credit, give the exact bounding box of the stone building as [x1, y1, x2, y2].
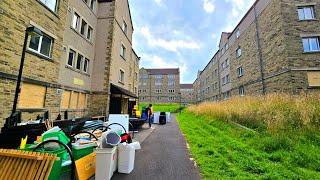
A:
[0, 0, 68, 127]
[194, 0, 320, 103]
[139, 68, 181, 104]
[180, 84, 194, 105]
[0, 0, 139, 128]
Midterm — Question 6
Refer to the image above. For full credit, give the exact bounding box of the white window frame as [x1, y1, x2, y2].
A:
[90, 0, 96, 11]
[236, 47, 242, 58]
[40, 0, 58, 12]
[76, 53, 83, 70]
[302, 37, 320, 52]
[83, 58, 90, 73]
[87, 26, 93, 41]
[119, 69, 125, 83]
[239, 86, 245, 96]
[236, 29, 240, 38]
[67, 48, 76, 67]
[122, 19, 128, 34]
[298, 6, 315, 20]
[120, 43, 126, 59]
[28, 33, 53, 58]
[237, 66, 244, 77]
[72, 12, 81, 30]
[80, 19, 88, 36]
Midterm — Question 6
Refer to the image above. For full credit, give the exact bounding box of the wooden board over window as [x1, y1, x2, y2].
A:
[70, 92, 79, 109]
[78, 93, 87, 109]
[61, 90, 71, 109]
[18, 83, 46, 108]
[307, 71, 320, 87]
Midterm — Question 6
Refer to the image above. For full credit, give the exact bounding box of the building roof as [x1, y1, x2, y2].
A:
[145, 68, 179, 75]
[180, 84, 193, 89]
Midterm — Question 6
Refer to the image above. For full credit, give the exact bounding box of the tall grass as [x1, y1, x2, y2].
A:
[187, 93, 320, 133]
[139, 103, 181, 113]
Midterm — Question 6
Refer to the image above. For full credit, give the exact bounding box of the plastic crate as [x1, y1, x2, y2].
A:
[72, 143, 96, 160]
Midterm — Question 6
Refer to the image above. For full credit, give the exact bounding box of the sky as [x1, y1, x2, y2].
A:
[129, 0, 255, 83]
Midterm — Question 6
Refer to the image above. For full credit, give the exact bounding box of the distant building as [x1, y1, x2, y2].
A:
[194, 0, 320, 103]
[139, 68, 181, 103]
[180, 84, 194, 105]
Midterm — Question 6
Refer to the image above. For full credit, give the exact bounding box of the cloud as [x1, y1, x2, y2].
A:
[222, 0, 255, 32]
[139, 26, 201, 53]
[139, 53, 189, 83]
[203, 0, 215, 13]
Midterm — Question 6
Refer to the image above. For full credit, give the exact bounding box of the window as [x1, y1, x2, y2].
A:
[303, 37, 320, 52]
[155, 75, 162, 79]
[72, 12, 80, 30]
[87, 26, 93, 40]
[28, 33, 53, 58]
[120, 44, 126, 59]
[168, 97, 175, 101]
[155, 79, 162, 86]
[168, 89, 175, 93]
[222, 77, 226, 85]
[67, 49, 76, 67]
[236, 29, 240, 38]
[119, 69, 125, 83]
[226, 59, 230, 67]
[80, 19, 87, 36]
[40, 0, 57, 12]
[122, 20, 127, 34]
[157, 96, 161, 101]
[237, 66, 244, 77]
[155, 89, 162, 93]
[236, 47, 242, 58]
[168, 81, 175, 87]
[226, 74, 230, 83]
[214, 82, 218, 89]
[298, 6, 315, 20]
[90, 0, 96, 11]
[168, 74, 175, 79]
[225, 43, 229, 50]
[76, 54, 83, 70]
[239, 86, 245, 96]
[83, 58, 89, 73]
[143, 89, 147, 93]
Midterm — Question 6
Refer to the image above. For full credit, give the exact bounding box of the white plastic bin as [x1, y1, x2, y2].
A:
[153, 112, 160, 124]
[95, 147, 118, 180]
[118, 143, 135, 174]
[166, 112, 171, 123]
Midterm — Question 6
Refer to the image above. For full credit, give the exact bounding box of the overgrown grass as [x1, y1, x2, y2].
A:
[188, 93, 320, 133]
[139, 103, 181, 113]
[177, 111, 320, 179]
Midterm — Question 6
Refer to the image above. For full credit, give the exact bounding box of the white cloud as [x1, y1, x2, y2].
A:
[203, 0, 215, 13]
[222, 0, 255, 32]
[139, 26, 201, 53]
[140, 53, 189, 83]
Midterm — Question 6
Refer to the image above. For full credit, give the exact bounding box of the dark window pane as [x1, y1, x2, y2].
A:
[40, 35, 52, 57]
[81, 20, 87, 35]
[68, 50, 75, 66]
[29, 35, 40, 51]
[76, 54, 83, 70]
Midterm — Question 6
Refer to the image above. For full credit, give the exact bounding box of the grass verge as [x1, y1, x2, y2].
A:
[139, 103, 181, 113]
[177, 111, 320, 179]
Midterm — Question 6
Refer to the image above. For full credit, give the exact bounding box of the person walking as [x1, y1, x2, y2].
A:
[146, 104, 153, 128]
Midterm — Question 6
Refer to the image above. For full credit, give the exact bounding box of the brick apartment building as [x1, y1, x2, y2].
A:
[139, 68, 181, 103]
[180, 84, 194, 105]
[194, 0, 320, 103]
[0, 0, 139, 128]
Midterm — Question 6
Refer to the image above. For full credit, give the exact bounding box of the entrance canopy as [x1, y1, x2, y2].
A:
[110, 83, 138, 99]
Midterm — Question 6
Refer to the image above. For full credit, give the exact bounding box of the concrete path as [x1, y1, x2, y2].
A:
[112, 114, 202, 180]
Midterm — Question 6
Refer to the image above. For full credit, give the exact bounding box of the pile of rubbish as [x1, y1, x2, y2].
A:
[0, 115, 141, 180]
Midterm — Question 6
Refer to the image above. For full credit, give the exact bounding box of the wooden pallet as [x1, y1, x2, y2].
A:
[0, 149, 58, 180]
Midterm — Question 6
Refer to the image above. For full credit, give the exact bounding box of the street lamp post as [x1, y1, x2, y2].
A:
[6, 26, 43, 128]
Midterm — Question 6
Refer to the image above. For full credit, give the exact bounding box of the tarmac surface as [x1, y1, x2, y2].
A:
[112, 114, 202, 180]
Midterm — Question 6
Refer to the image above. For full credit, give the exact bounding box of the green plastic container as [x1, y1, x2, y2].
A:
[72, 143, 96, 160]
[42, 130, 70, 145]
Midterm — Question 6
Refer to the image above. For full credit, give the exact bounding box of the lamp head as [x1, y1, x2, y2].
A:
[26, 26, 43, 36]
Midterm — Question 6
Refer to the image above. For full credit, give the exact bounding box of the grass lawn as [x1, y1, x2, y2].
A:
[177, 111, 320, 179]
[139, 103, 181, 113]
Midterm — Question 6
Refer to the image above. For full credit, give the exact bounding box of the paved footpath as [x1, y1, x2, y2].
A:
[112, 114, 202, 180]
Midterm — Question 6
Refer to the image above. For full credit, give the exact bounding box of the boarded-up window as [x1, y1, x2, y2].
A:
[70, 92, 79, 109]
[308, 71, 320, 87]
[61, 90, 71, 109]
[18, 83, 46, 108]
[78, 93, 87, 109]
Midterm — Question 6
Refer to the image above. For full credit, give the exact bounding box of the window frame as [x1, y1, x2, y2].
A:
[237, 66, 244, 77]
[67, 48, 76, 67]
[302, 37, 320, 52]
[236, 47, 242, 58]
[39, 0, 58, 13]
[80, 19, 88, 36]
[83, 58, 90, 73]
[28, 33, 53, 59]
[298, 6, 316, 21]
[120, 43, 126, 59]
[119, 69, 125, 83]
[76, 53, 83, 70]
[239, 86, 245, 96]
[72, 12, 81, 30]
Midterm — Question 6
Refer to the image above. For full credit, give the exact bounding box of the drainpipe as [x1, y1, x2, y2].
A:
[254, 4, 266, 95]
